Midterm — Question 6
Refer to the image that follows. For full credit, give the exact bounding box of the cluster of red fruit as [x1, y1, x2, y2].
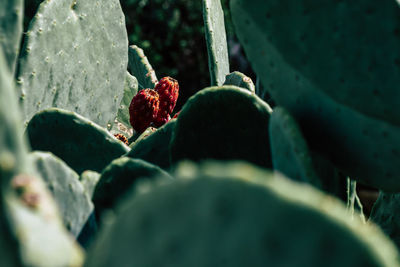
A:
[129, 77, 179, 133]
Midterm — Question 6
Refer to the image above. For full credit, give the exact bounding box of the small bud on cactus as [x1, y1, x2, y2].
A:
[113, 133, 129, 145]
[172, 111, 180, 119]
[154, 77, 179, 116]
[129, 89, 159, 133]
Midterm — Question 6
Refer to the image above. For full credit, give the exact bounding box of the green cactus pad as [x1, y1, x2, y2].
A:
[80, 170, 101, 199]
[170, 86, 272, 168]
[0, 0, 23, 74]
[202, 0, 230, 86]
[231, 0, 400, 191]
[85, 161, 398, 267]
[30, 151, 94, 237]
[126, 120, 176, 169]
[311, 151, 348, 201]
[0, 49, 83, 267]
[17, 0, 128, 128]
[116, 71, 139, 129]
[129, 126, 157, 147]
[270, 108, 347, 200]
[77, 212, 98, 250]
[128, 45, 158, 90]
[234, 0, 400, 125]
[26, 108, 130, 174]
[92, 157, 172, 221]
[0, 42, 28, 267]
[370, 191, 400, 249]
[269, 107, 321, 187]
[7, 175, 84, 267]
[0, 48, 29, 180]
[223, 71, 255, 93]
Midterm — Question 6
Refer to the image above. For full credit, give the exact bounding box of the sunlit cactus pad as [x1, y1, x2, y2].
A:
[17, 0, 128, 127]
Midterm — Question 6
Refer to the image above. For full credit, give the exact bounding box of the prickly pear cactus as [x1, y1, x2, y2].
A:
[269, 107, 321, 187]
[0, 43, 27, 267]
[230, 0, 400, 191]
[116, 72, 139, 130]
[223, 71, 255, 93]
[202, 0, 230, 86]
[0, 0, 23, 74]
[0, 48, 83, 267]
[370, 191, 400, 249]
[128, 45, 158, 90]
[85, 161, 398, 267]
[30, 151, 94, 237]
[311, 151, 348, 201]
[17, 0, 128, 128]
[80, 170, 101, 199]
[26, 108, 130, 174]
[129, 126, 157, 147]
[270, 108, 348, 200]
[170, 86, 272, 168]
[93, 157, 172, 221]
[127, 119, 176, 169]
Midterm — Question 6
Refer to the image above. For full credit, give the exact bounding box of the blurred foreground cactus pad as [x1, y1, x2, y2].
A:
[0, 47, 83, 267]
[85, 161, 399, 267]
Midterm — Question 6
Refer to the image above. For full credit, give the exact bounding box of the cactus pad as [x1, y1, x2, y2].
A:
[127, 120, 176, 170]
[269, 107, 321, 187]
[93, 157, 172, 221]
[170, 86, 272, 168]
[128, 45, 158, 90]
[26, 108, 130, 174]
[202, 0, 230, 86]
[17, 0, 128, 127]
[129, 126, 157, 147]
[230, 0, 400, 191]
[0, 48, 83, 267]
[85, 161, 398, 267]
[30, 151, 94, 237]
[0, 0, 23, 74]
[370, 191, 400, 249]
[223, 71, 255, 93]
[80, 170, 101, 199]
[116, 71, 139, 129]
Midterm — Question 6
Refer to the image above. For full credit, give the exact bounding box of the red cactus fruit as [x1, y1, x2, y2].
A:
[153, 113, 171, 128]
[129, 89, 159, 133]
[154, 77, 179, 116]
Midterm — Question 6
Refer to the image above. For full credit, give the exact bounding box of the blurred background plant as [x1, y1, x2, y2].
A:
[23, 0, 255, 110]
[119, 0, 256, 110]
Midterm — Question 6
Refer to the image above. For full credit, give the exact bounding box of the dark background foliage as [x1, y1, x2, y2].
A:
[120, 0, 254, 110]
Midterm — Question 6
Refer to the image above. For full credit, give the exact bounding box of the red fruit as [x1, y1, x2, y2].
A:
[153, 113, 171, 128]
[129, 89, 159, 133]
[154, 77, 179, 115]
